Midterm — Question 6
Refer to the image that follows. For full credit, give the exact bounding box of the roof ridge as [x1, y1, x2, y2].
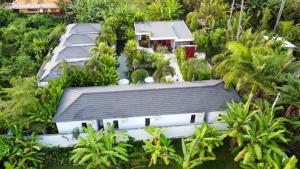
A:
[53, 89, 82, 121]
[69, 80, 224, 94]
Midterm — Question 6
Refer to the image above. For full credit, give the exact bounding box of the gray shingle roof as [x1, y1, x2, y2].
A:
[37, 23, 101, 83]
[62, 33, 99, 46]
[53, 80, 241, 122]
[66, 23, 101, 34]
[134, 20, 194, 41]
[55, 45, 95, 62]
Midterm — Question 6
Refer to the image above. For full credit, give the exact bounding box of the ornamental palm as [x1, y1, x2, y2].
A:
[143, 126, 176, 167]
[216, 41, 300, 95]
[174, 123, 224, 169]
[152, 59, 175, 83]
[70, 124, 131, 169]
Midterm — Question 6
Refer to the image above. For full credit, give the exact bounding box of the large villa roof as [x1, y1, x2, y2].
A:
[134, 20, 194, 41]
[53, 80, 241, 122]
[37, 23, 101, 84]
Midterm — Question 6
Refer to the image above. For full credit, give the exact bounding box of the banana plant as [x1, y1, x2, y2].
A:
[70, 124, 131, 169]
[174, 123, 225, 169]
[143, 125, 176, 167]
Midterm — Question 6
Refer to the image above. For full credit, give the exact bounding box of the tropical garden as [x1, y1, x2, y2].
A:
[0, 0, 300, 168]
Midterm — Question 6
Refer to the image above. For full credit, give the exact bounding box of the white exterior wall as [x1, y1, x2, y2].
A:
[55, 111, 225, 135]
[56, 120, 98, 134]
[103, 112, 204, 130]
[205, 111, 225, 123]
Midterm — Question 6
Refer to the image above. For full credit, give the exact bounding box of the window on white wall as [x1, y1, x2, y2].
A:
[113, 120, 119, 129]
[81, 122, 87, 128]
[190, 115, 195, 123]
[145, 118, 150, 126]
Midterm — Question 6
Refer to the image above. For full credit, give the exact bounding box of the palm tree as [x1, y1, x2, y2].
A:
[174, 123, 224, 169]
[70, 124, 131, 169]
[227, 0, 235, 28]
[273, 0, 286, 32]
[91, 42, 116, 57]
[216, 41, 300, 95]
[236, 0, 245, 41]
[143, 126, 176, 166]
[163, 0, 183, 20]
[152, 59, 175, 83]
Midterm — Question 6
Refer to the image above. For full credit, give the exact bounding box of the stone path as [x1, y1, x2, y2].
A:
[163, 54, 184, 82]
[117, 53, 127, 79]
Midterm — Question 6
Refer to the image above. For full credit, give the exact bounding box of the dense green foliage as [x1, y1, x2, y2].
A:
[70, 124, 131, 169]
[222, 95, 297, 168]
[176, 48, 211, 81]
[0, 127, 44, 169]
[0, 8, 64, 88]
[174, 123, 225, 169]
[1, 0, 300, 168]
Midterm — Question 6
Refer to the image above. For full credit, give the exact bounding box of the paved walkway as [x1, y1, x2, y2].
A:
[163, 54, 184, 82]
[117, 53, 127, 79]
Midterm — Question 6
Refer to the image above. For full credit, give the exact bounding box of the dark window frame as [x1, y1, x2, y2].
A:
[190, 115, 196, 123]
[113, 120, 119, 129]
[145, 118, 150, 126]
[81, 122, 87, 128]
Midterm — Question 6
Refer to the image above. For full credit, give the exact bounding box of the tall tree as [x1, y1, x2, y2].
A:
[216, 41, 300, 95]
[227, 0, 235, 28]
[273, 0, 286, 32]
[236, 0, 244, 41]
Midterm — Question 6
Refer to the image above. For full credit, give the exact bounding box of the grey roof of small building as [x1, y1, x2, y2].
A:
[38, 61, 85, 82]
[37, 23, 100, 83]
[61, 33, 99, 46]
[54, 45, 95, 62]
[53, 80, 241, 122]
[66, 23, 101, 34]
[134, 20, 194, 41]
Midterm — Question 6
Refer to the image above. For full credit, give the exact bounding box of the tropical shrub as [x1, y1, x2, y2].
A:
[193, 29, 210, 53]
[131, 69, 149, 84]
[42, 147, 73, 166]
[0, 77, 40, 130]
[143, 126, 176, 166]
[222, 94, 297, 168]
[152, 59, 175, 83]
[0, 127, 44, 169]
[70, 124, 131, 169]
[180, 58, 211, 81]
[174, 123, 225, 169]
